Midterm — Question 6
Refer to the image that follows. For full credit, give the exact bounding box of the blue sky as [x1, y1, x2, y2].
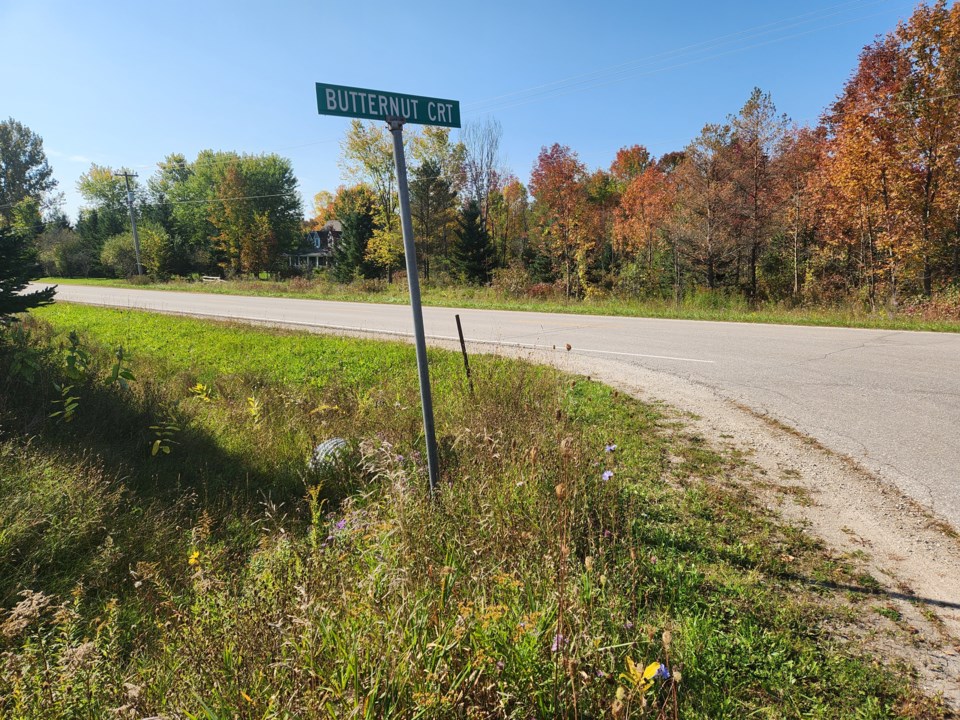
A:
[1, 0, 922, 221]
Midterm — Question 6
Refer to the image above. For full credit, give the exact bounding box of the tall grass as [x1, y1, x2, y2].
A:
[0, 305, 945, 718]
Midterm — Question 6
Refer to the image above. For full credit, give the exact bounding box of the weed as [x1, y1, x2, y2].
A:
[149, 420, 180, 456]
[49, 382, 80, 423]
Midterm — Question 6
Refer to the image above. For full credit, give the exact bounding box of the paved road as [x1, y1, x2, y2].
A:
[35, 283, 960, 530]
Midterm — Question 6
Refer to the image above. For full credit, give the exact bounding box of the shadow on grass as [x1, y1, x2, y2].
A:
[786, 573, 960, 611]
[0, 343, 356, 607]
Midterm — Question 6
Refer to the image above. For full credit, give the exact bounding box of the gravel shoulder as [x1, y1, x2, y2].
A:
[502, 344, 960, 709]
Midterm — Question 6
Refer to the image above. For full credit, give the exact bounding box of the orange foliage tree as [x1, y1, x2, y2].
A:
[529, 144, 598, 297]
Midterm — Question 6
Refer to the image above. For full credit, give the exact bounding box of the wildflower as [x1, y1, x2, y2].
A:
[550, 633, 566, 653]
[621, 658, 663, 693]
[654, 664, 671, 681]
[496, 660, 505, 671]
[188, 550, 200, 566]
[605, 443, 617, 453]
[602, 470, 614, 481]
[624, 620, 634, 630]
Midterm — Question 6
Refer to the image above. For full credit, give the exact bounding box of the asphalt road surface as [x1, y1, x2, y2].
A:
[34, 283, 960, 531]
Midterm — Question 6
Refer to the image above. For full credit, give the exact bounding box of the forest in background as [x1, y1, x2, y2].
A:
[5, 1, 960, 311]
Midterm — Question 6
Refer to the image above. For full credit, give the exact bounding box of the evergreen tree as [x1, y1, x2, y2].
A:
[0, 224, 55, 322]
[333, 186, 377, 282]
[410, 158, 457, 279]
[454, 200, 494, 284]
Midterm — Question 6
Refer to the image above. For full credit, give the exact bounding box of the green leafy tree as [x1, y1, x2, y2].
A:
[165, 151, 301, 274]
[137, 220, 173, 276]
[36, 226, 97, 277]
[0, 224, 55, 321]
[100, 233, 139, 277]
[76, 164, 136, 250]
[340, 120, 398, 231]
[0, 118, 57, 227]
[454, 200, 494, 284]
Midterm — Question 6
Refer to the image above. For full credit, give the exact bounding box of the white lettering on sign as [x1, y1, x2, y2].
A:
[320, 85, 449, 124]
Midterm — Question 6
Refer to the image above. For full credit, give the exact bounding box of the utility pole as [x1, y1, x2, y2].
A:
[114, 170, 143, 276]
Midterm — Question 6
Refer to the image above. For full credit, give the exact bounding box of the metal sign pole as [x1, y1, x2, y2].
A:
[387, 117, 440, 493]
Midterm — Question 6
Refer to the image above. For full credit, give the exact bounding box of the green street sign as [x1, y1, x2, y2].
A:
[316, 82, 460, 128]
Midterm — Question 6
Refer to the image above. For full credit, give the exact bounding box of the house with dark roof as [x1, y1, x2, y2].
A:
[286, 220, 342, 269]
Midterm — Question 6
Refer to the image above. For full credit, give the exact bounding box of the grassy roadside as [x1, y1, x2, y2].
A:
[42, 276, 960, 333]
[0, 304, 948, 718]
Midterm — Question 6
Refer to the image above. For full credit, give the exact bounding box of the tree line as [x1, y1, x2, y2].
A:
[318, 1, 960, 305]
[5, 1, 959, 306]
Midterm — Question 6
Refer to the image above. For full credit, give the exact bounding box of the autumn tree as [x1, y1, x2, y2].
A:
[311, 190, 336, 229]
[529, 144, 596, 297]
[158, 151, 300, 275]
[613, 163, 673, 294]
[891, 0, 960, 295]
[728, 88, 790, 298]
[671, 124, 738, 290]
[815, 36, 909, 305]
[610, 144, 653, 185]
[208, 163, 281, 275]
[778, 126, 824, 297]
[488, 176, 530, 264]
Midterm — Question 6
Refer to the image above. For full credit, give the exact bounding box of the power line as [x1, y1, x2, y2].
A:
[464, 4, 905, 117]
[143, 191, 299, 207]
[463, 0, 893, 113]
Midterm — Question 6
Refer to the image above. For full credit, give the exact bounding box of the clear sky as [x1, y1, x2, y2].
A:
[1, 0, 922, 221]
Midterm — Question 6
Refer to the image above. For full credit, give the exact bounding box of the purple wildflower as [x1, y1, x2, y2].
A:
[602, 470, 614, 481]
[496, 660, 505, 671]
[624, 620, 634, 630]
[605, 444, 617, 453]
[654, 664, 671, 681]
[550, 633, 566, 653]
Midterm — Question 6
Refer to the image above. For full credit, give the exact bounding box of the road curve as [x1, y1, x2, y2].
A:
[33, 282, 960, 531]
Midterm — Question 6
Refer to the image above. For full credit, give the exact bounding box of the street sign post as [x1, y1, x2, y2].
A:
[316, 82, 460, 493]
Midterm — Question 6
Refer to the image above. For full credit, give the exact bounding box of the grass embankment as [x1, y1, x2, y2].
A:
[0, 304, 946, 718]
[43, 275, 960, 333]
